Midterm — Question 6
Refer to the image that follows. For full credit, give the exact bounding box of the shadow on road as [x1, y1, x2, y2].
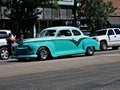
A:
[6, 54, 86, 63]
[2, 48, 120, 63]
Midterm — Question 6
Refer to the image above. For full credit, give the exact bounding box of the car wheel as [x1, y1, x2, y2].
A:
[100, 41, 107, 51]
[0, 47, 10, 60]
[112, 46, 119, 50]
[38, 47, 50, 61]
[85, 46, 94, 56]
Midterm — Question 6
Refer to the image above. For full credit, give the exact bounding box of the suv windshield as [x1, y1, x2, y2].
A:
[93, 30, 107, 36]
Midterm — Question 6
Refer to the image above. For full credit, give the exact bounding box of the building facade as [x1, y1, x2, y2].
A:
[0, 0, 13, 30]
[35, 0, 75, 37]
[0, 0, 75, 37]
[0, 0, 120, 37]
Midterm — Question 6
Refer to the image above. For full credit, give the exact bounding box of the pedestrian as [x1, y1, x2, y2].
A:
[12, 35, 18, 47]
[7, 32, 15, 48]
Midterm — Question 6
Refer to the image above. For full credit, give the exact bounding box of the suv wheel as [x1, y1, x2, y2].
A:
[100, 41, 107, 51]
[0, 47, 10, 60]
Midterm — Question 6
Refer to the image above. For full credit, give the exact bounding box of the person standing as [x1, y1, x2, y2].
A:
[7, 32, 15, 47]
[7, 32, 15, 55]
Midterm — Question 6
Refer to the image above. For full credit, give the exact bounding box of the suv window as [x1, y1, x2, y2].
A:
[0, 32, 8, 38]
[114, 29, 120, 35]
[108, 29, 114, 35]
[72, 30, 81, 36]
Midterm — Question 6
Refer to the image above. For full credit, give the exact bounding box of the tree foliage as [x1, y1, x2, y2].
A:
[77, 0, 117, 35]
[5, 0, 59, 37]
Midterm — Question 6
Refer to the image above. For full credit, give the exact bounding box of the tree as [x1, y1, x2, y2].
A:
[5, 0, 59, 38]
[77, 0, 117, 35]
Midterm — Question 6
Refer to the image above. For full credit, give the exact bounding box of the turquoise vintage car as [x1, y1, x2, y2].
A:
[12, 26, 99, 61]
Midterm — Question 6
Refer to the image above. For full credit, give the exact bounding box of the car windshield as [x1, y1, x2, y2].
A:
[93, 30, 107, 36]
[38, 30, 56, 37]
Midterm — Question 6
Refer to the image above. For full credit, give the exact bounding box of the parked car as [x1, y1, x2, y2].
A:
[12, 26, 99, 61]
[92, 28, 120, 50]
[0, 30, 12, 60]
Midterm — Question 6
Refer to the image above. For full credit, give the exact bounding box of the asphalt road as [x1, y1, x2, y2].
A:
[0, 49, 120, 77]
[0, 62, 120, 90]
[0, 49, 120, 90]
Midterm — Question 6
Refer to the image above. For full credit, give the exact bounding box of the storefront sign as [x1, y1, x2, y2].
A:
[36, 8, 43, 19]
[58, 0, 74, 6]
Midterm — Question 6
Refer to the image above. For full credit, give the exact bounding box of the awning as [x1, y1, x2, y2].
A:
[111, 24, 120, 27]
[108, 17, 120, 27]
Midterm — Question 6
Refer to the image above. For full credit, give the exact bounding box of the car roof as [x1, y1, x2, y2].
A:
[0, 30, 11, 35]
[44, 26, 80, 30]
[96, 28, 120, 32]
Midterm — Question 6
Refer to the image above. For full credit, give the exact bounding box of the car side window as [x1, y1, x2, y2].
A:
[108, 29, 114, 35]
[45, 30, 56, 36]
[114, 29, 120, 35]
[58, 30, 72, 37]
[39, 30, 46, 37]
[72, 30, 81, 36]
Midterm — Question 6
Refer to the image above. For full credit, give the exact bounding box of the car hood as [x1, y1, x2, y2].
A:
[92, 35, 106, 38]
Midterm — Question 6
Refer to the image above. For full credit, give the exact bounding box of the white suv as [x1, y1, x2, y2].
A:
[0, 30, 12, 60]
[92, 28, 120, 50]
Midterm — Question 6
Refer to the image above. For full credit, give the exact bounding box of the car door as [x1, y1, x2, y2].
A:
[71, 29, 86, 52]
[0, 31, 8, 46]
[107, 29, 117, 45]
[53, 29, 78, 56]
[114, 28, 120, 45]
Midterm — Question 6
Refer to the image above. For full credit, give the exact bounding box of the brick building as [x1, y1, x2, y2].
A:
[104, 0, 120, 27]
[104, 0, 120, 15]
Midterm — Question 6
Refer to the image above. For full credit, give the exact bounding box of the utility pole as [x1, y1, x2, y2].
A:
[73, 0, 77, 27]
[0, 0, 2, 19]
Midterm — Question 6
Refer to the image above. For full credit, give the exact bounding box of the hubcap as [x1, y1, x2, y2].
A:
[88, 47, 94, 55]
[1, 49, 9, 60]
[103, 44, 107, 50]
[40, 49, 48, 60]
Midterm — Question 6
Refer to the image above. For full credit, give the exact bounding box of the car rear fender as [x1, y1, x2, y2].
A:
[82, 38, 100, 51]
